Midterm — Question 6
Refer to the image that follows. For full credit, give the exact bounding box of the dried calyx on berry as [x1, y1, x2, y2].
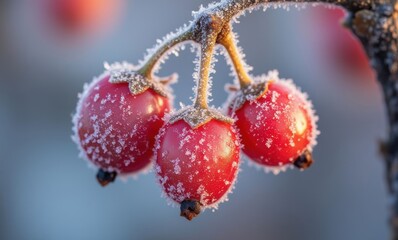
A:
[227, 80, 270, 110]
[169, 106, 234, 129]
[106, 62, 176, 97]
[293, 150, 313, 170]
[96, 169, 117, 187]
[180, 200, 202, 221]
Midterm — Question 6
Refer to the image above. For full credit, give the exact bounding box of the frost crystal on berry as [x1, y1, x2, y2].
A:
[169, 106, 234, 129]
[228, 70, 319, 170]
[106, 62, 170, 97]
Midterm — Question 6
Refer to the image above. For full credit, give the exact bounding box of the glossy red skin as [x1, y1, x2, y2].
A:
[45, 0, 121, 34]
[312, 7, 373, 79]
[155, 119, 240, 206]
[232, 82, 313, 167]
[76, 75, 170, 174]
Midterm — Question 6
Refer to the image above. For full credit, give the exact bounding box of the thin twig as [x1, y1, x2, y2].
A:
[217, 24, 252, 88]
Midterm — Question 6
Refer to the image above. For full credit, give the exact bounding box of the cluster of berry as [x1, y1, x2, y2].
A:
[73, 63, 318, 220]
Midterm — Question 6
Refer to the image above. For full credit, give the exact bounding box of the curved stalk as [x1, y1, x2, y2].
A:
[217, 25, 252, 88]
[193, 17, 222, 109]
[137, 29, 193, 79]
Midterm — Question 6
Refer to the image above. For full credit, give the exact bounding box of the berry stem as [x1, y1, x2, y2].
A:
[136, 0, 372, 83]
[193, 42, 216, 109]
[193, 16, 223, 109]
[137, 29, 193, 80]
[217, 24, 253, 89]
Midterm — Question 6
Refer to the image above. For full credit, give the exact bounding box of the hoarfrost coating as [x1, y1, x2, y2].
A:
[72, 69, 170, 176]
[154, 119, 241, 210]
[228, 70, 319, 168]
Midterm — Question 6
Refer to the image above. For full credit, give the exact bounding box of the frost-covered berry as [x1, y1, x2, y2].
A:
[73, 73, 170, 185]
[310, 7, 374, 80]
[44, 0, 122, 35]
[229, 77, 318, 170]
[155, 118, 240, 220]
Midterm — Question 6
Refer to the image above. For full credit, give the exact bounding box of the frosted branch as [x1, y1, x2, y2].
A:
[136, 1, 398, 238]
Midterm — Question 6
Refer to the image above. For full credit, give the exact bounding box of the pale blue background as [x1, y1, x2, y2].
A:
[0, 1, 388, 239]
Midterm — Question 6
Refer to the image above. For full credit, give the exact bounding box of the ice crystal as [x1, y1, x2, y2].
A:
[169, 106, 234, 129]
[153, 118, 242, 211]
[105, 62, 175, 98]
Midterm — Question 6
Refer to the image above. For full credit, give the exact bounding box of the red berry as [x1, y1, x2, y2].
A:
[229, 78, 318, 170]
[155, 118, 240, 215]
[73, 73, 170, 177]
[44, 0, 122, 35]
[310, 7, 374, 80]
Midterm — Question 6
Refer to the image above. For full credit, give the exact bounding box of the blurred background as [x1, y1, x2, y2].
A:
[0, 0, 388, 239]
